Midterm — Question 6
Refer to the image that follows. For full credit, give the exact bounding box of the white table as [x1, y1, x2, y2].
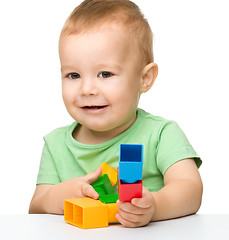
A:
[0, 214, 228, 240]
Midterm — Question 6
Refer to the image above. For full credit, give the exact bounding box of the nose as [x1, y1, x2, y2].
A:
[80, 77, 99, 96]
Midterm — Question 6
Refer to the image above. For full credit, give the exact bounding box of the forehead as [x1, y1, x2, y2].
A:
[59, 23, 134, 64]
[60, 23, 129, 47]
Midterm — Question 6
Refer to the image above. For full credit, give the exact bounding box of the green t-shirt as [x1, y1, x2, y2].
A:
[37, 108, 202, 192]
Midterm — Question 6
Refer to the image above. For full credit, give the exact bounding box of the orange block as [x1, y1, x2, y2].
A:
[107, 203, 118, 223]
[64, 198, 108, 229]
[100, 162, 117, 186]
[64, 198, 119, 229]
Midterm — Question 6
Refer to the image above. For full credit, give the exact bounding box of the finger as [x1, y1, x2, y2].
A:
[81, 183, 99, 199]
[131, 187, 153, 208]
[118, 207, 143, 223]
[83, 167, 102, 184]
[117, 200, 144, 215]
[116, 213, 140, 228]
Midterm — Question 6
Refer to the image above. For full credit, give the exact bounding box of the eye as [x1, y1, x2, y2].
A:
[67, 73, 80, 79]
[98, 72, 113, 78]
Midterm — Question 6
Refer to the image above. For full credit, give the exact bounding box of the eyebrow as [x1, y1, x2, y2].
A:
[61, 65, 77, 73]
[95, 63, 122, 71]
[61, 63, 122, 73]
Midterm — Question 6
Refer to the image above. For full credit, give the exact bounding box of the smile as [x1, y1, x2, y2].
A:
[81, 105, 109, 113]
[83, 105, 108, 109]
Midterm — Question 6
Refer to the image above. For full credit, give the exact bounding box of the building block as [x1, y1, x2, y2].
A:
[118, 144, 144, 202]
[118, 178, 143, 202]
[99, 194, 119, 204]
[91, 174, 114, 196]
[100, 162, 118, 186]
[119, 144, 143, 183]
[64, 198, 108, 229]
[92, 186, 106, 196]
[107, 203, 118, 223]
[64, 198, 118, 229]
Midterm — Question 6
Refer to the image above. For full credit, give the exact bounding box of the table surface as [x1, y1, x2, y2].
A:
[0, 214, 228, 240]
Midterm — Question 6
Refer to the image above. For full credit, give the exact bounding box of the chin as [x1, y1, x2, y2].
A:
[88, 125, 112, 132]
[85, 121, 118, 133]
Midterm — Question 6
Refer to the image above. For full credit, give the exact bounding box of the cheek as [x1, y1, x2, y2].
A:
[107, 85, 139, 111]
[62, 88, 70, 105]
[62, 83, 76, 104]
[114, 79, 140, 101]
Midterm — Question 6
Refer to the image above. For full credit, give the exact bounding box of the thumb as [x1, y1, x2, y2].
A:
[81, 183, 99, 199]
[83, 167, 102, 184]
[131, 187, 153, 208]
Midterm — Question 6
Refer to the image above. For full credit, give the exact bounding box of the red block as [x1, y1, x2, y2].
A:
[118, 179, 143, 202]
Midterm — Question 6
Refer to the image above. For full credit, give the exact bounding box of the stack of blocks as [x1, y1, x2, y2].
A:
[118, 144, 143, 202]
[64, 144, 143, 229]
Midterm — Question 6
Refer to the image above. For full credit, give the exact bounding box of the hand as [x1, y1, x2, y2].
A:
[116, 187, 155, 228]
[29, 167, 102, 214]
[55, 167, 102, 210]
[73, 167, 102, 199]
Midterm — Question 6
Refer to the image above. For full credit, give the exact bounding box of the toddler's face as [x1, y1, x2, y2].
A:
[59, 23, 143, 135]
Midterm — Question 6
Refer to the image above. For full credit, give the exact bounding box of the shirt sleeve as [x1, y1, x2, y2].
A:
[36, 143, 61, 185]
[156, 121, 202, 175]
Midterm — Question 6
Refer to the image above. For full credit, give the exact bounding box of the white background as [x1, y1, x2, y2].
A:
[0, 0, 228, 214]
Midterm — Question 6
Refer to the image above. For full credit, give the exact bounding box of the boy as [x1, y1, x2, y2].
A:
[29, 0, 203, 228]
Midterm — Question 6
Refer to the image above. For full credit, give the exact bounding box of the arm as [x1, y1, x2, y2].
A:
[151, 158, 203, 221]
[29, 167, 102, 214]
[116, 158, 203, 227]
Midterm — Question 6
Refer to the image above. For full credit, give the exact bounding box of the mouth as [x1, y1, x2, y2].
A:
[81, 105, 109, 113]
[82, 105, 108, 110]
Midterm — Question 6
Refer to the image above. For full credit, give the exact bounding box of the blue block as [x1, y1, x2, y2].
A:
[119, 144, 143, 183]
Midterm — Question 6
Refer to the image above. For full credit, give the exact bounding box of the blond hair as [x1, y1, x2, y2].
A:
[60, 0, 154, 65]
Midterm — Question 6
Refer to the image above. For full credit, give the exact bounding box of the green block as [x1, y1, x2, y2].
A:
[99, 194, 119, 204]
[93, 186, 106, 196]
[91, 174, 114, 195]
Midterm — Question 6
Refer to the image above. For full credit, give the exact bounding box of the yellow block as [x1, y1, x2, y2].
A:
[100, 162, 118, 186]
[107, 203, 118, 223]
[64, 198, 108, 229]
[64, 198, 119, 229]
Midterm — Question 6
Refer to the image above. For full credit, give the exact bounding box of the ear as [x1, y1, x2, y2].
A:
[140, 62, 158, 93]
